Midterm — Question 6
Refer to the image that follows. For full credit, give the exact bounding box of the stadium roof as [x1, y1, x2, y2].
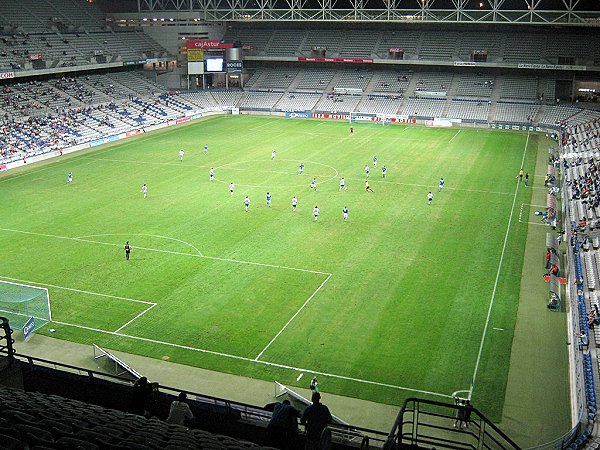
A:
[101, 0, 600, 25]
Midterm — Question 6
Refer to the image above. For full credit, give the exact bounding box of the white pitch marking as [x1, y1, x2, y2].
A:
[448, 130, 462, 143]
[255, 274, 332, 361]
[76, 233, 203, 257]
[493, 327, 505, 331]
[49, 319, 452, 399]
[86, 157, 211, 168]
[0, 275, 156, 305]
[0, 228, 329, 275]
[114, 303, 157, 333]
[344, 177, 512, 196]
[212, 158, 339, 189]
[469, 131, 530, 398]
[296, 373, 304, 382]
[521, 221, 549, 227]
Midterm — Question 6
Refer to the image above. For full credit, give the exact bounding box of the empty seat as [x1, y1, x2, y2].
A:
[56, 436, 100, 450]
[0, 433, 22, 450]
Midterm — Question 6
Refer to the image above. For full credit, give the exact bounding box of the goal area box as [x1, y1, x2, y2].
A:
[0, 280, 51, 332]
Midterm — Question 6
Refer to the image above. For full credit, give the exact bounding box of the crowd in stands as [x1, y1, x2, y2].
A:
[1, 68, 600, 166]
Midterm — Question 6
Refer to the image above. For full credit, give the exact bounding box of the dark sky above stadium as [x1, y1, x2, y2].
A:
[99, 0, 600, 13]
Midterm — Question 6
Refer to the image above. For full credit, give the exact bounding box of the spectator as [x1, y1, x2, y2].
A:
[264, 399, 300, 449]
[309, 376, 319, 393]
[131, 376, 158, 417]
[166, 392, 194, 426]
[301, 392, 332, 450]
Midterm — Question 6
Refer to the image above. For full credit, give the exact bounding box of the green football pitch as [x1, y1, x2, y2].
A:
[0, 116, 537, 421]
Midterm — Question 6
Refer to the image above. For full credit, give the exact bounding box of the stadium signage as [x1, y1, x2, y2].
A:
[388, 48, 404, 53]
[353, 114, 384, 122]
[22, 316, 35, 340]
[389, 117, 417, 124]
[123, 60, 146, 66]
[517, 63, 586, 71]
[0, 164, 7, 171]
[226, 61, 243, 73]
[0, 71, 15, 79]
[311, 113, 349, 120]
[186, 40, 234, 49]
[454, 61, 477, 66]
[28, 53, 43, 61]
[285, 112, 311, 119]
[297, 57, 373, 64]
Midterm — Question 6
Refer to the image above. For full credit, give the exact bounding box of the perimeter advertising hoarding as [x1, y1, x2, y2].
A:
[298, 57, 373, 64]
[186, 40, 234, 49]
[285, 112, 312, 119]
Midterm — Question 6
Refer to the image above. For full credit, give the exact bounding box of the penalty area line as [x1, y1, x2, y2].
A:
[254, 273, 332, 361]
[448, 130, 461, 143]
[0, 227, 328, 275]
[49, 319, 452, 399]
[0, 275, 156, 306]
[113, 303, 157, 333]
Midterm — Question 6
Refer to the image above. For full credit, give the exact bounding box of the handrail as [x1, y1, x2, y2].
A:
[2, 349, 388, 440]
[387, 397, 522, 450]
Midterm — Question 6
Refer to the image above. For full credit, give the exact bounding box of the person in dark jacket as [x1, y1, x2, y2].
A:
[301, 392, 332, 450]
[264, 399, 300, 449]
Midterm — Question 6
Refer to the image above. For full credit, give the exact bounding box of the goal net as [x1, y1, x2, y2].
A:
[0, 280, 51, 331]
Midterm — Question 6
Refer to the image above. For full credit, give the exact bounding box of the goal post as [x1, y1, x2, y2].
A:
[0, 280, 51, 332]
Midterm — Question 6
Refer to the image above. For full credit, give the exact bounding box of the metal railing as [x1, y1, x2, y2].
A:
[384, 397, 521, 450]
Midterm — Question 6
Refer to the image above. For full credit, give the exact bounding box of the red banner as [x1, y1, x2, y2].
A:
[298, 57, 373, 64]
[0, 72, 15, 79]
[186, 40, 233, 49]
[0, 164, 7, 172]
[126, 130, 142, 137]
[390, 118, 417, 124]
[28, 53, 43, 61]
[311, 113, 349, 120]
[176, 117, 191, 124]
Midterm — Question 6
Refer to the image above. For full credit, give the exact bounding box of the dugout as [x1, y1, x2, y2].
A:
[548, 277, 561, 311]
[546, 233, 558, 253]
[547, 194, 557, 223]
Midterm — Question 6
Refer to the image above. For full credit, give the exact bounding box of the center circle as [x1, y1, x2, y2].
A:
[213, 158, 339, 188]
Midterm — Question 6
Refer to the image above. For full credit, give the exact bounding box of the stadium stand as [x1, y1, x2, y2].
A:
[494, 102, 539, 124]
[338, 30, 377, 58]
[354, 95, 402, 115]
[0, 383, 275, 450]
[239, 91, 284, 110]
[275, 92, 322, 112]
[403, 97, 446, 118]
[418, 32, 457, 61]
[314, 93, 362, 113]
[263, 29, 304, 57]
[447, 99, 490, 122]
[295, 69, 336, 92]
[455, 74, 495, 99]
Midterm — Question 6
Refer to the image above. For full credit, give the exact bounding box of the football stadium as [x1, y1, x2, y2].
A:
[0, 0, 599, 448]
